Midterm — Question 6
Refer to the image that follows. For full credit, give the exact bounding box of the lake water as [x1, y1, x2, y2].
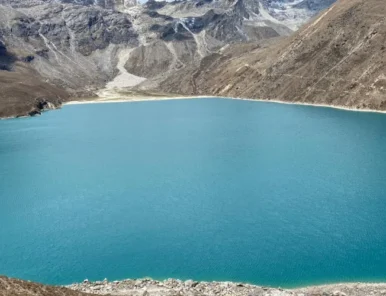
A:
[1, 98, 386, 288]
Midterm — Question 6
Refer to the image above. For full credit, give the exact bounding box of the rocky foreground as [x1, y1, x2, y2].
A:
[2, 275, 386, 296]
[67, 278, 386, 296]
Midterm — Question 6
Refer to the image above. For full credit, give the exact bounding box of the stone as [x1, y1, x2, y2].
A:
[185, 280, 199, 288]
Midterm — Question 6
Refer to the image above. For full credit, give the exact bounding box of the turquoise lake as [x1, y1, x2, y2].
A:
[1, 98, 386, 287]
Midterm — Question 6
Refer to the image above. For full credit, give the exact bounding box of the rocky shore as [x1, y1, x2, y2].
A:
[67, 278, 386, 296]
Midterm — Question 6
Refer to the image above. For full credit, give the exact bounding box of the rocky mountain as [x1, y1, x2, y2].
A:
[0, 0, 138, 116]
[261, 0, 336, 29]
[155, 0, 386, 111]
[55, 0, 138, 10]
[0, 0, 137, 9]
[0, 0, 336, 117]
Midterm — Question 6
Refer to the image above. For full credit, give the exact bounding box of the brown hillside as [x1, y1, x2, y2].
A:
[0, 62, 69, 118]
[158, 0, 386, 110]
[0, 276, 91, 296]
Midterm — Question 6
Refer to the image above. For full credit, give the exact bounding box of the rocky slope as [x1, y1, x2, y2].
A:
[0, 0, 141, 116]
[263, 0, 337, 29]
[2, 276, 386, 296]
[0, 31, 69, 118]
[155, 0, 386, 111]
[0, 0, 335, 117]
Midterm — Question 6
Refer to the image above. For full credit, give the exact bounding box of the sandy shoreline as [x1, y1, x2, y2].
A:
[64, 95, 386, 114]
[64, 95, 216, 105]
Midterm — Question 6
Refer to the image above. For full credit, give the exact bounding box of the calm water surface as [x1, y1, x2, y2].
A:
[1, 98, 386, 287]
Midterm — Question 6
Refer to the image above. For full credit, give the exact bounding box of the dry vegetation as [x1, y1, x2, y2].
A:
[0, 276, 91, 296]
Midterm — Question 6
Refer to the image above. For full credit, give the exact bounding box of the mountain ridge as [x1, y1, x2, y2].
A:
[153, 0, 386, 111]
[0, 0, 336, 117]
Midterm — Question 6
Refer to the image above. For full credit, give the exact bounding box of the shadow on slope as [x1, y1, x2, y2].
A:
[0, 39, 16, 71]
[0, 44, 69, 118]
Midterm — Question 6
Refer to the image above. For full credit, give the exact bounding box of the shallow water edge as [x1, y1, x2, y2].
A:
[64, 95, 386, 114]
[3, 94, 386, 121]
